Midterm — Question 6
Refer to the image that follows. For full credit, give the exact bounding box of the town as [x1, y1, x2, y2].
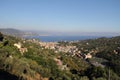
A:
[19, 39, 94, 59]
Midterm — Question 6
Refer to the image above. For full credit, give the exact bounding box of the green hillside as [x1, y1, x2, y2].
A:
[0, 32, 120, 80]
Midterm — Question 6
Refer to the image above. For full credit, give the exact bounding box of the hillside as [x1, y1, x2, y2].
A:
[0, 28, 40, 38]
[0, 32, 120, 80]
[0, 28, 24, 37]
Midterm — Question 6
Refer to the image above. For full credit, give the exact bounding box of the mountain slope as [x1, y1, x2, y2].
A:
[0, 32, 120, 80]
[0, 28, 24, 37]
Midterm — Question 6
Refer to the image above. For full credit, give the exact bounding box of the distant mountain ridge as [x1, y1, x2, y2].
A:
[0, 28, 24, 37]
[0, 28, 120, 37]
[0, 28, 39, 37]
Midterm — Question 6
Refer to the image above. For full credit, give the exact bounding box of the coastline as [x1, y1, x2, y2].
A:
[24, 36, 111, 42]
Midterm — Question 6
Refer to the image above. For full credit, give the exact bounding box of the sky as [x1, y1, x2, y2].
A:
[0, 0, 120, 34]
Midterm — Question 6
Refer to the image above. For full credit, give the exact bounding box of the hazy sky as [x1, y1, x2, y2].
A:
[0, 0, 120, 33]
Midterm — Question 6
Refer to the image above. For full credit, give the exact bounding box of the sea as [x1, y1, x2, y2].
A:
[24, 36, 104, 42]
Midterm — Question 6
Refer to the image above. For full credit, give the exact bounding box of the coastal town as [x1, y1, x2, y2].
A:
[13, 38, 120, 70]
[13, 39, 95, 71]
[19, 39, 95, 59]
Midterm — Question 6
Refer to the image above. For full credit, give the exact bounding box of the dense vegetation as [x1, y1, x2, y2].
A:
[56, 36, 120, 80]
[0, 32, 120, 80]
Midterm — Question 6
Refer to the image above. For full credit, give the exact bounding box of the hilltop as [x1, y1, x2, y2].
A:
[0, 32, 120, 80]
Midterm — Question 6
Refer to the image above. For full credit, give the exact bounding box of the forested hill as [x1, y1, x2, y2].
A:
[0, 32, 120, 80]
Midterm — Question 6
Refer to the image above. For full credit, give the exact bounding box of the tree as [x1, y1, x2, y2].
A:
[0, 32, 3, 41]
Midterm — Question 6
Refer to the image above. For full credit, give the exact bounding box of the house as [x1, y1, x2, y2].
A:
[14, 42, 28, 55]
[14, 42, 22, 49]
[54, 58, 62, 66]
[85, 53, 92, 59]
[19, 48, 28, 55]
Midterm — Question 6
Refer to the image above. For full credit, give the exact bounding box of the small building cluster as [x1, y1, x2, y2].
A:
[39, 41, 82, 57]
[26, 39, 94, 59]
[14, 42, 28, 55]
